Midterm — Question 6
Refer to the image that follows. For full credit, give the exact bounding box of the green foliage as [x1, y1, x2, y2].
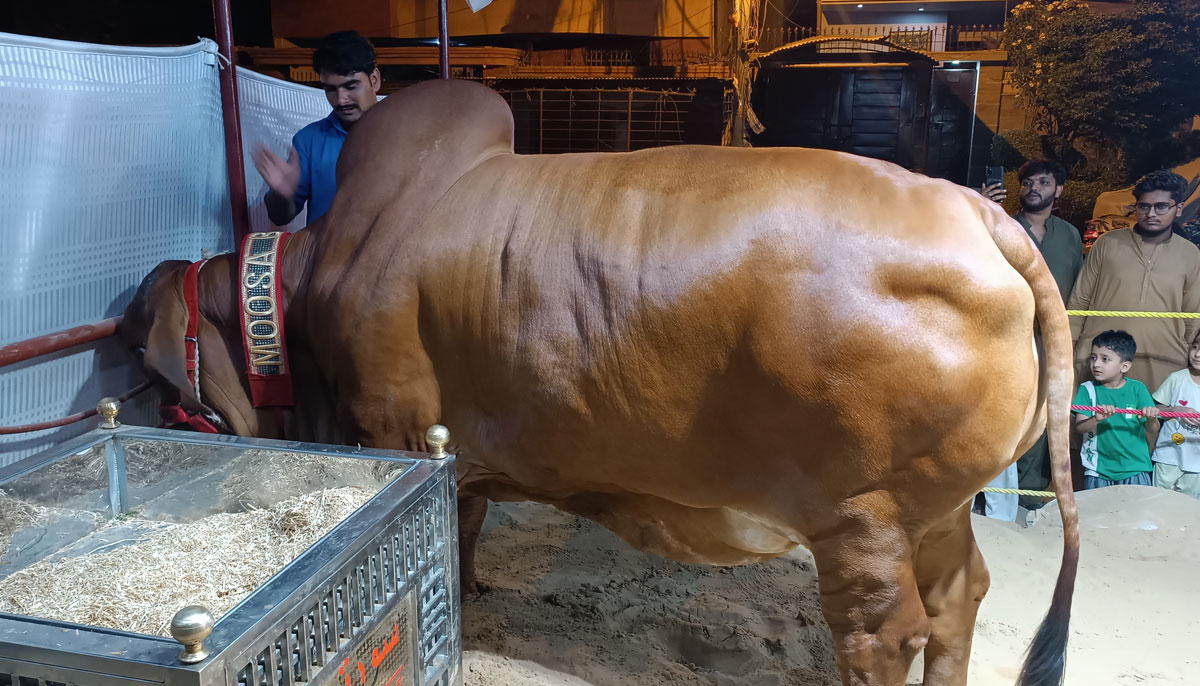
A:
[989, 128, 1091, 178]
[1005, 0, 1200, 178]
[1073, 155, 1127, 186]
[991, 129, 1043, 169]
[1057, 180, 1110, 229]
[998, 170, 1022, 216]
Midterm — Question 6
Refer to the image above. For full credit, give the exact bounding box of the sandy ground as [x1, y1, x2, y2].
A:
[461, 485, 1198, 685]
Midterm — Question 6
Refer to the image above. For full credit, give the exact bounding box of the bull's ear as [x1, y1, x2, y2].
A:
[143, 297, 205, 412]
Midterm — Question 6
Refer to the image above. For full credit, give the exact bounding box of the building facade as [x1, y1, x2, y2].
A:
[240, 0, 1029, 184]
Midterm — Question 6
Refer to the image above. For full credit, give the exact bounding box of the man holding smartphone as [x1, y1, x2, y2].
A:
[980, 159, 1083, 520]
[982, 159, 1083, 301]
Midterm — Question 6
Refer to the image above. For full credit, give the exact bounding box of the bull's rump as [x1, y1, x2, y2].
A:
[414, 145, 1041, 552]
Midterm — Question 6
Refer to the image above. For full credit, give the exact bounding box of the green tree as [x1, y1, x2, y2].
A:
[1005, 0, 1200, 177]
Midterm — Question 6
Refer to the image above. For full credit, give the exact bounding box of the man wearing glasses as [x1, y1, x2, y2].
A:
[1068, 170, 1200, 391]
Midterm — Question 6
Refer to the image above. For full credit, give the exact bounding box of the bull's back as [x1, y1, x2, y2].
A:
[413, 145, 1040, 533]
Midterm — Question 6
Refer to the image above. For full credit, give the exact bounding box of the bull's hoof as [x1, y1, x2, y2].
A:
[461, 579, 492, 599]
[461, 578, 480, 598]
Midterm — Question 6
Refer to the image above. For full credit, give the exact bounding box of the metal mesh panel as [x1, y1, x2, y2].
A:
[225, 474, 459, 686]
[0, 34, 227, 463]
[757, 24, 1004, 53]
[0, 33, 229, 346]
[497, 88, 695, 154]
[237, 68, 331, 234]
[0, 34, 331, 464]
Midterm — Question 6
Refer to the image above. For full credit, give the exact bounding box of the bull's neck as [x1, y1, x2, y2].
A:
[197, 231, 316, 331]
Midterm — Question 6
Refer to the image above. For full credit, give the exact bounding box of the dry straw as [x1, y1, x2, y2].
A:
[0, 487, 373, 636]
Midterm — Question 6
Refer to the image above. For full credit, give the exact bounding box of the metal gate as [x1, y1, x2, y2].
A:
[926, 66, 980, 185]
[750, 65, 933, 172]
[494, 85, 730, 154]
[749, 63, 977, 183]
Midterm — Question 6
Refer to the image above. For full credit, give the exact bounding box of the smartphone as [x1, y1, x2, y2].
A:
[985, 165, 1005, 187]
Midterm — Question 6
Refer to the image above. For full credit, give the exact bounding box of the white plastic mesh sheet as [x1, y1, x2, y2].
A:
[0, 32, 332, 463]
[239, 68, 331, 233]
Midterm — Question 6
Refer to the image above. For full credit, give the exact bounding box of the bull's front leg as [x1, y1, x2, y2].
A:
[331, 291, 442, 451]
[457, 495, 488, 596]
[342, 383, 441, 452]
[329, 304, 488, 593]
[347, 392, 485, 596]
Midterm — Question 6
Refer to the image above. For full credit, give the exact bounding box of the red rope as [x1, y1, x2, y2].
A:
[1071, 405, 1200, 419]
[0, 383, 153, 435]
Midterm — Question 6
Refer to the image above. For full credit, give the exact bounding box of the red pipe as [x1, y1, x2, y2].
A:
[0, 317, 123, 369]
[0, 382, 152, 435]
[438, 0, 450, 79]
[212, 0, 252, 245]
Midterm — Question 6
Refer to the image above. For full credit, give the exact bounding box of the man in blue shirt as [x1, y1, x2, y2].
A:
[252, 31, 382, 226]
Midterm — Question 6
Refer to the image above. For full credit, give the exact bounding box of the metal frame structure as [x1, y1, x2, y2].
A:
[212, 0, 251, 247]
[0, 426, 462, 686]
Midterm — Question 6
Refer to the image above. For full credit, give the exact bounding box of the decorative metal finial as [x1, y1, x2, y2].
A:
[426, 424, 450, 460]
[170, 605, 215, 664]
[97, 397, 121, 429]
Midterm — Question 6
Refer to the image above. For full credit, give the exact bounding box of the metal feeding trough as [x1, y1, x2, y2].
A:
[0, 400, 461, 686]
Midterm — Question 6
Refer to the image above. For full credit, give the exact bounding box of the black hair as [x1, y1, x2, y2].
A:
[313, 31, 377, 77]
[1091, 330, 1137, 362]
[1133, 169, 1189, 204]
[1017, 159, 1067, 186]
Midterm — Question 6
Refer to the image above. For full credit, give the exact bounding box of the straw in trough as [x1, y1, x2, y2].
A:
[0, 491, 44, 553]
[0, 486, 374, 636]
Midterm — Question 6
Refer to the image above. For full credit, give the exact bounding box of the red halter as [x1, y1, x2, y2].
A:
[182, 258, 206, 397]
[158, 258, 222, 434]
[158, 232, 296, 434]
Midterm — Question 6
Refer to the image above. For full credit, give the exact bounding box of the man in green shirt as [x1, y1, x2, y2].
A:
[983, 159, 1084, 301]
[981, 159, 1084, 516]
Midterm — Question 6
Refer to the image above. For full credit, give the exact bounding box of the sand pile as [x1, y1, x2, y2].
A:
[462, 486, 1199, 685]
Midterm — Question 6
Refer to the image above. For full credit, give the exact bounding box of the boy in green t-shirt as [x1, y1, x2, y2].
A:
[1073, 330, 1160, 489]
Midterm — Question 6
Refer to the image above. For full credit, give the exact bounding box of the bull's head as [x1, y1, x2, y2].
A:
[121, 258, 265, 437]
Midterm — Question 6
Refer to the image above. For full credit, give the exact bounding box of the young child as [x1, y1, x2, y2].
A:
[1151, 331, 1200, 499]
[1073, 330, 1159, 489]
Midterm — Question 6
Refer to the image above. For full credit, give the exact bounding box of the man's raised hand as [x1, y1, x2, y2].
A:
[253, 144, 300, 199]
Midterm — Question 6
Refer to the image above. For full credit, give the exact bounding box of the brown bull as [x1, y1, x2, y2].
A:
[122, 80, 1079, 686]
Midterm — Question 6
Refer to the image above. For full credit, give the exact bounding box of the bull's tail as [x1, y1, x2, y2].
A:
[982, 201, 1080, 686]
[1016, 258, 1080, 686]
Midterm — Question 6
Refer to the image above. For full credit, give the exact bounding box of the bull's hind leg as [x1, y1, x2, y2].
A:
[811, 492, 930, 686]
[914, 504, 990, 686]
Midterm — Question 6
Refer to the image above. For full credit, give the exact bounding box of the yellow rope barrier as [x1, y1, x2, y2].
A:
[980, 487, 1056, 497]
[1066, 310, 1200, 319]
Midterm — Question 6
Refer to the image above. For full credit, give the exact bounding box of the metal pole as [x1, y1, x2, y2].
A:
[0, 317, 122, 369]
[439, 0, 450, 78]
[966, 61, 982, 186]
[212, 0, 251, 244]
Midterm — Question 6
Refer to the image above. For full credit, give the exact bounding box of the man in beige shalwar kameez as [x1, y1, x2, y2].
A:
[1068, 171, 1200, 391]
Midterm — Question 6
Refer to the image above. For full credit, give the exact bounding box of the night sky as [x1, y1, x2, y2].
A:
[1, 0, 275, 47]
